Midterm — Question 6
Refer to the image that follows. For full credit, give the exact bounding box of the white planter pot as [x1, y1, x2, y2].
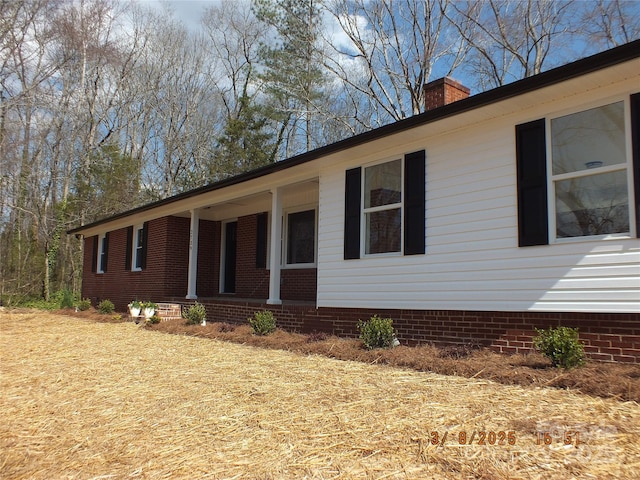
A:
[143, 307, 155, 318]
[129, 307, 141, 318]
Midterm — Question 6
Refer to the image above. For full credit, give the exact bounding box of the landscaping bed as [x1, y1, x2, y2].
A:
[69, 307, 639, 402]
[1, 310, 639, 479]
[148, 315, 640, 403]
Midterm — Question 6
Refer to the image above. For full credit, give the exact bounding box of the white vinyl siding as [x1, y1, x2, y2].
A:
[316, 81, 639, 313]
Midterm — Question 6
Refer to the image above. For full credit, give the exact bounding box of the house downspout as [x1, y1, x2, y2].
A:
[267, 188, 282, 305]
[186, 208, 200, 300]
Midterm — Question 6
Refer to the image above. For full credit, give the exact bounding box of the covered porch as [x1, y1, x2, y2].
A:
[174, 178, 320, 306]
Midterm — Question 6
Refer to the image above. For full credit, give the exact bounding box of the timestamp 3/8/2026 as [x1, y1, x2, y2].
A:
[430, 431, 516, 446]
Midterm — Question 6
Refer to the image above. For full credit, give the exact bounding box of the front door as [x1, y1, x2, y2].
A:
[222, 221, 237, 293]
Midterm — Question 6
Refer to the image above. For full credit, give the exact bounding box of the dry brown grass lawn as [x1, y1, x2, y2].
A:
[1, 310, 639, 479]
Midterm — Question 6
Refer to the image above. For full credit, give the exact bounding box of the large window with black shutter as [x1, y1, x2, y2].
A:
[344, 150, 426, 259]
[516, 94, 639, 245]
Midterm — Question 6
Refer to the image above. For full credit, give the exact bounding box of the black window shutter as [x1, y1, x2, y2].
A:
[91, 236, 98, 273]
[404, 150, 426, 255]
[125, 226, 133, 270]
[102, 232, 109, 272]
[344, 167, 362, 259]
[516, 119, 549, 246]
[631, 93, 640, 237]
[256, 212, 268, 268]
[140, 222, 149, 270]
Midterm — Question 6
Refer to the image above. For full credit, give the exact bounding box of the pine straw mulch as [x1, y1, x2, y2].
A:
[1, 310, 639, 479]
[133, 313, 640, 403]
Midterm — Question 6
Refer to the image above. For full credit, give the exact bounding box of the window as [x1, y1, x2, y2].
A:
[134, 225, 144, 270]
[127, 223, 147, 271]
[285, 209, 316, 266]
[550, 102, 630, 239]
[364, 159, 402, 254]
[97, 233, 109, 273]
[516, 95, 638, 247]
[344, 150, 425, 259]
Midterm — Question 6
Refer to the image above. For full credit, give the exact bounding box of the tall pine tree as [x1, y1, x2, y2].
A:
[253, 0, 326, 157]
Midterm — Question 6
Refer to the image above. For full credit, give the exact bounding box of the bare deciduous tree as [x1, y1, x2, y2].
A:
[446, 0, 576, 90]
[579, 0, 640, 48]
[323, 0, 468, 127]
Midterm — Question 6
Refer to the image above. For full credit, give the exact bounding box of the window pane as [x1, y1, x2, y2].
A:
[99, 237, 107, 272]
[287, 210, 315, 264]
[365, 160, 401, 208]
[551, 102, 625, 175]
[366, 208, 401, 254]
[135, 228, 144, 269]
[555, 170, 629, 238]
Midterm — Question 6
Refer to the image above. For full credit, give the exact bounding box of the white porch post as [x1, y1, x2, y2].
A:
[267, 188, 282, 305]
[186, 208, 200, 300]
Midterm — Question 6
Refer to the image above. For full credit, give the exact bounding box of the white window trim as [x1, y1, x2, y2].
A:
[361, 157, 404, 257]
[282, 205, 317, 269]
[97, 233, 107, 274]
[546, 96, 636, 244]
[132, 223, 144, 272]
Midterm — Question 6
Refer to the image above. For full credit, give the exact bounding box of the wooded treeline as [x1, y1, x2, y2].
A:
[1, 0, 638, 302]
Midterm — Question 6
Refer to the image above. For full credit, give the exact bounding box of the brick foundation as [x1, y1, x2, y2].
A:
[168, 299, 640, 363]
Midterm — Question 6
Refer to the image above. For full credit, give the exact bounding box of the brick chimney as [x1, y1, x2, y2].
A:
[423, 77, 470, 112]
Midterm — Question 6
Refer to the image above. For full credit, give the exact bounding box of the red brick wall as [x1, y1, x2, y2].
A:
[234, 214, 317, 302]
[197, 219, 219, 297]
[161, 216, 190, 297]
[281, 268, 317, 301]
[235, 215, 270, 298]
[81, 214, 317, 308]
[180, 300, 640, 363]
[81, 217, 191, 311]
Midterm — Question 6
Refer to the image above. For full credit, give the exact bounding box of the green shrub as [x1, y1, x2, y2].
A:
[78, 298, 92, 311]
[98, 299, 115, 314]
[357, 315, 396, 350]
[183, 302, 207, 325]
[60, 289, 75, 309]
[249, 310, 276, 335]
[146, 315, 162, 325]
[533, 326, 586, 369]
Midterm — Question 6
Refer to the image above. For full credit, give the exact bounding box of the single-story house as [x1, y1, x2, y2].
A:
[69, 40, 640, 363]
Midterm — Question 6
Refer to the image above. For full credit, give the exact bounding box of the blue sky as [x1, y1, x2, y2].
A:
[138, 0, 215, 29]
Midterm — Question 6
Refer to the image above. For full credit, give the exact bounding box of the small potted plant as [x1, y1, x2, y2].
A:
[128, 300, 142, 318]
[142, 301, 157, 319]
